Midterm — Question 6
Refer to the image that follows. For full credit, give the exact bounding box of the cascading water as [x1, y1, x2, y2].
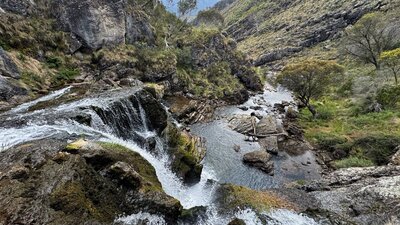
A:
[0, 87, 320, 225]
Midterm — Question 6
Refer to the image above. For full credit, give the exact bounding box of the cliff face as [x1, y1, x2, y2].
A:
[216, 0, 400, 65]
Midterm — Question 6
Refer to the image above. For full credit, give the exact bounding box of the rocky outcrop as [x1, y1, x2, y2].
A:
[216, 0, 396, 63]
[51, 0, 126, 51]
[303, 166, 400, 225]
[242, 150, 274, 175]
[125, 10, 156, 45]
[0, 48, 26, 102]
[0, 139, 182, 225]
[228, 115, 278, 135]
[0, 0, 34, 15]
[163, 123, 206, 183]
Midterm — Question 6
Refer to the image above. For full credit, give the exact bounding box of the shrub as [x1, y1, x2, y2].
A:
[352, 135, 400, 165]
[334, 156, 374, 168]
[46, 56, 63, 69]
[52, 68, 80, 87]
[376, 85, 400, 109]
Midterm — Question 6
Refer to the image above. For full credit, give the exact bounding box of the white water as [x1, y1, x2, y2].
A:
[7, 86, 71, 114]
[0, 88, 321, 224]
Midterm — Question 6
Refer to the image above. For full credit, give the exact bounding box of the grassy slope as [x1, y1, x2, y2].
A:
[219, 0, 400, 60]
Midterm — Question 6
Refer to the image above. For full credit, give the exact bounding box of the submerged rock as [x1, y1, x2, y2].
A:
[0, 139, 182, 225]
[243, 150, 274, 175]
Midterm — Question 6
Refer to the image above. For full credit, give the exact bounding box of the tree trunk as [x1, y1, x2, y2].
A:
[307, 104, 317, 118]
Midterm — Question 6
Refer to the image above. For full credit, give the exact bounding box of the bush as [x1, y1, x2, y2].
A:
[315, 133, 348, 152]
[46, 56, 63, 69]
[52, 68, 80, 87]
[352, 135, 400, 165]
[376, 85, 400, 109]
[334, 156, 374, 168]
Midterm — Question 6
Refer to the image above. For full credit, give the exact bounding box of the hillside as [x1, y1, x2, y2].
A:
[216, 0, 400, 65]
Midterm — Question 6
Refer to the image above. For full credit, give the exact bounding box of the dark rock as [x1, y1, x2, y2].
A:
[0, 76, 27, 101]
[0, 138, 182, 225]
[125, 11, 156, 45]
[228, 218, 246, 225]
[243, 150, 274, 174]
[52, 0, 126, 50]
[0, 0, 34, 15]
[137, 90, 168, 133]
[255, 47, 303, 66]
[0, 48, 20, 79]
[238, 106, 249, 111]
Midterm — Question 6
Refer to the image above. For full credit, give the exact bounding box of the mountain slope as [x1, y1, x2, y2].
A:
[216, 0, 400, 65]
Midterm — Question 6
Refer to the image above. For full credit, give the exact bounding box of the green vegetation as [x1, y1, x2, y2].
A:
[334, 156, 374, 168]
[277, 59, 344, 117]
[51, 68, 80, 87]
[218, 184, 296, 212]
[380, 48, 400, 85]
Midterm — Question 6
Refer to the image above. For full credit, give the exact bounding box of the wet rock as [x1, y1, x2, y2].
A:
[109, 161, 142, 188]
[238, 106, 249, 111]
[0, 138, 182, 225]
[228, 218, 246, 225]
[166, 95, 215, 124]
[228, 115, 254, 134]
[256, 116, 278, 135]
[7, 166, 29, 180]
[243, 150, 274, 175]
[259, 136, 278, 155]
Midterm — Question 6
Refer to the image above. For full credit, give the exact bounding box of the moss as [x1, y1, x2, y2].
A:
[50, 181, 103, 220]
[65, 139, 87, 153]
[218, 184, 296, 212]
[97, 142, 162, 191]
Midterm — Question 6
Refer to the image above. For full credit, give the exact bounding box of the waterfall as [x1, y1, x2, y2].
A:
[0, 87, 320, 225]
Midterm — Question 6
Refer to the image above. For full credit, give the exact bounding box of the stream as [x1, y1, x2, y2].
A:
[0, 84, 321, 225]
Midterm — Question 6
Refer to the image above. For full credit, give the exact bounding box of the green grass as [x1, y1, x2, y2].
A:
[334, 156, 374, 168]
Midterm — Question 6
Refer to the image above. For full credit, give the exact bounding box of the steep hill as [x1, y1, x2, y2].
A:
[216, 0, 400, 65]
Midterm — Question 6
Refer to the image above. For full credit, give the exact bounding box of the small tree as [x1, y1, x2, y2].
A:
[193, 9, 224, 28]
[381, 48, 400, 85]
[344, 13, 399, 70]
[178, 0, 197, 17]
[277, 59, 344, 118]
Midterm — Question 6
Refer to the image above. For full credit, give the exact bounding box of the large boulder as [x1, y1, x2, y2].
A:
[0, 48, 20, 79]
[0, 139, 182, 225]
[242, 150, 274, 175]
[0, 76, 26, 101]
[305, 166, 400, 225]
[0, 0, 34, 15]
[52, 0, 126, 50]
[125, 10, 156, 45]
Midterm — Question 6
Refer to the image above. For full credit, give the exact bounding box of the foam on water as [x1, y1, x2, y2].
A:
[7, 86, 72, 114]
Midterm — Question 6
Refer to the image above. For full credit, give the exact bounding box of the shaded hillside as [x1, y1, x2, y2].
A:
[216, 0, 400, 65]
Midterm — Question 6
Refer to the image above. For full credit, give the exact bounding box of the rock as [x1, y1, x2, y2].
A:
[0, 75, 27, 101]
[243, 150, 274, 174]
[238, 106, 249, 111]
[0, 48, 20, 79]
[137, 90, 168, 133]
[389, 146, 400, 165]
[228, 218, 246, 225]
[228, 115, 254, 134]
[259, 136, 278, 155]
[7, 166, 29, 180]
[125, 11, 156, 45]
[0, 139, 182, 225]
[285, 106, 298, 119]
[233, 144, 241, 152]
[109, 161, 143, 188]
[256, 116, 278, 135]
[0, 0, 34, 15]
[52, 0, 126, 50]
[306, 166, 400, 225]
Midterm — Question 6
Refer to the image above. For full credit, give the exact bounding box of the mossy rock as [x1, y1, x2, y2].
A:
[163, 122, 205, 183]
[217, 184, 296, 213]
